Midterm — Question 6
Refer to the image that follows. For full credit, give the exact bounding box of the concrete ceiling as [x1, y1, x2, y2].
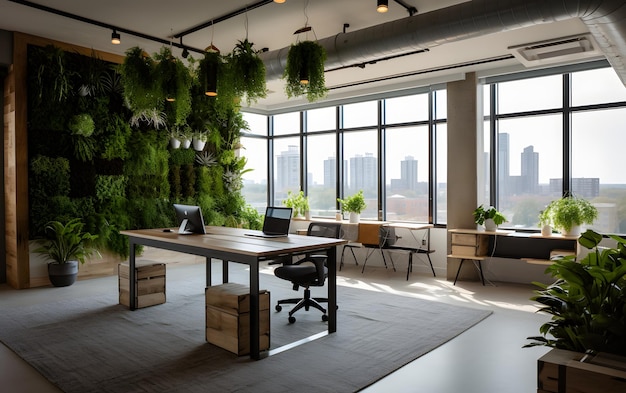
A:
[0, 0, 603, 112]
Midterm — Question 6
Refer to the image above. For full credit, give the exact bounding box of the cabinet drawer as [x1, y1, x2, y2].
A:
[452, 233, 480, 246]
[451, 233, 489, 256]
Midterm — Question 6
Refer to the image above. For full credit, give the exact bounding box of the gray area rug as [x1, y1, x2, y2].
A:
[0, 268, 491, 393]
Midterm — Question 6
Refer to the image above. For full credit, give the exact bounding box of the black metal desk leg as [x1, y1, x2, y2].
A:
[222, 260, 229, 283]
[249, 262, 260, 360]
[206, 256, 211, 287]
[328, 246, 337, 333]
[477, 260, 485, 286]
[129, 241, 137, 310]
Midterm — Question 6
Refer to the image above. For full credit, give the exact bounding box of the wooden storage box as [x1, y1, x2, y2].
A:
[451, 233, 489, 256]
[205, 283, 270, 356]
[538, 348, 626, 393]
[118, 263, 166, 309]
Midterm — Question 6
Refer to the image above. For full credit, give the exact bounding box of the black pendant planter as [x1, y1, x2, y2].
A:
[48, 260, 79, 287]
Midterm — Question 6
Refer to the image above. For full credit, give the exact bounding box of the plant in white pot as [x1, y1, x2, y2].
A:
[34, 218, 100, 287]
[540, 194, 598, 236]
[473, 205, 507, 231]
[192, 130, 208, 151]
[338, 190, 366, 223]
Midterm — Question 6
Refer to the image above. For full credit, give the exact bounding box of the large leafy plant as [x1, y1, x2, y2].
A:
[525, 230, 626, 356]
[35, 218, 100, 264]
[337, 190, 366, 214]
[229, 39, 267, 105]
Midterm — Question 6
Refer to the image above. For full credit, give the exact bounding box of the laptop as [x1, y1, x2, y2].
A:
[245, 207, 292, 238]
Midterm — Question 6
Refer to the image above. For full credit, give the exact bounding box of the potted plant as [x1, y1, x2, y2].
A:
[540, 194, 598, 236]
[473, 205, 506, 231]
[283, 190, 310, 219]
[525, 229, 626, 356]
[192, 130, 209, 151]
[283, 40, 328, 102]
[338, 190, 366, 223]
[34, 218, 100, 287]
[169, 128, 182, 149]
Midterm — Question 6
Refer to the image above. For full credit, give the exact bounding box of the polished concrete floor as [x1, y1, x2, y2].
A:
[0, 252, 552, 393]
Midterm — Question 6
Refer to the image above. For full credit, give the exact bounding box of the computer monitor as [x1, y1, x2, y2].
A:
[173, 204, 207, 235]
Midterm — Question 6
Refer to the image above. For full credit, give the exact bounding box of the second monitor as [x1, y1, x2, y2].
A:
[173, 204, 207, 235]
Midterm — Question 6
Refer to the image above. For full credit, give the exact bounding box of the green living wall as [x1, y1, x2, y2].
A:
[27, 44, 262, 258]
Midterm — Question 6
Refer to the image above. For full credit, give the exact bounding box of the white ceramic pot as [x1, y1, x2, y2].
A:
[170, 137, 181, 149]
[562, 225, 581, 237]
[181, 138, 192, 149]
[484, 218, 497, 232]
[541, 225, 552, 237]
[349, 212, 360, 224]
[192, 138, 206, 151]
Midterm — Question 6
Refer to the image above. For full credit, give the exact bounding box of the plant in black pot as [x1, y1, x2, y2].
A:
[35, 218, 100, 287]
[525, 229, 626, 356]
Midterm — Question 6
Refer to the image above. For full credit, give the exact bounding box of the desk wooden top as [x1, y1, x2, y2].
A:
[121, 226, 348, 259]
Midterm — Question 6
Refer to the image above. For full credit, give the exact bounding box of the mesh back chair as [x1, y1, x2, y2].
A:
[273, 222, 342, 324]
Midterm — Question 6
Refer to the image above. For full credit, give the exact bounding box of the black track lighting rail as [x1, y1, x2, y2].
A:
[394, 0, 418, 16]
[8, 0, 207, 54]
[173, 0, 274, 39]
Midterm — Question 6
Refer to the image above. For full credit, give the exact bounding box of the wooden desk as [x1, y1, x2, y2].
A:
[448, 228, 578, 285]
[121, 226, 347, 360]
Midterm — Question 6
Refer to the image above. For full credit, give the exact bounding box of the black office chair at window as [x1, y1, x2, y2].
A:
[273, 222, 342, 324]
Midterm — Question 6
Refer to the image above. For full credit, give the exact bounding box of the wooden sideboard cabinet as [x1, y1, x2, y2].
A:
[448, 228, 579, 285]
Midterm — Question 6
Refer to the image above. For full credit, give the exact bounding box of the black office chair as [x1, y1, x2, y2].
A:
[273, 222, 342, 324]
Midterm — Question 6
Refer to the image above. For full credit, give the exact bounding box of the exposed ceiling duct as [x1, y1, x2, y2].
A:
[259, 0, 626, 86]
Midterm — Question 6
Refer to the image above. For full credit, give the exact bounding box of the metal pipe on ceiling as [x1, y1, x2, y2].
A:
[259, 0, 626, 86]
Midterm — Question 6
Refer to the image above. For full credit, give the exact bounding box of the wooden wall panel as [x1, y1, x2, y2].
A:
[4, 32, 124, 288]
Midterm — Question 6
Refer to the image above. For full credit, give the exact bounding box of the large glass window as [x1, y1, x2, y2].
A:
[385, 95, 428, 124]
[572, 107, 626, 233]
[342, 129, 378, 220]
[385, 126, 429, 221]
[489, 65, 626, 233]
[273, 112, 300, 136]
[497, 75, 562, 114]
[306, 133, 337, 216]
[342, 101, 377, 128]
[273, 137, 300, 206]
[240, 136, 267, 213]
[306, 107, 336, 132]
[496, 115, 563, 228]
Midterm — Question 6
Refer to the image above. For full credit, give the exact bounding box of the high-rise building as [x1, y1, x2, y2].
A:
[498, 133, 510, 194]
[323, 156, 336, 189]
[400, 156, 418, 191]
[521, 145, 539, 193]
[276, 145, 300, 191]
[349, 153, 376, 193]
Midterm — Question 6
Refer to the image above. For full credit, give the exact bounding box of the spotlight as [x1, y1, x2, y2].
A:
[274, 0, 286, 3]
[377, 0, 388, 13]
[182, 47, 189, 59]
[111, 30, 121, 45]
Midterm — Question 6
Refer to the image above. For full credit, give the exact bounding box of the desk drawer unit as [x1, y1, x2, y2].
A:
[205, 283, 270, 356]
[118, 263, 166, 309]
[451, 233, 489, 256]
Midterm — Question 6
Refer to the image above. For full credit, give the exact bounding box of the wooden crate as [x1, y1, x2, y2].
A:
[118, 263, 166, 309]
[537, 348, 626, 393]
[205, 283, 270, 356]
[451, 233, 489, 256]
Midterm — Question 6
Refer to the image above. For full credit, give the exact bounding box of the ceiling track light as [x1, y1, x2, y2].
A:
[111, 29, 121, 44]
[274, 0, 286, 3]
[377, 0, 388, 13]
[179, 37, 189, 58]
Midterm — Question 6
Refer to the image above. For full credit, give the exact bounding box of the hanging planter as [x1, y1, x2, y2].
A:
[120, 47, 161, 116]
[154, 47, 192, 128]
[229, 39, 267, 105]
[283, 40, 328, 102]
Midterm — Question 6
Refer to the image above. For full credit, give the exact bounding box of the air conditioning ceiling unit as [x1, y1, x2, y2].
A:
[508, 34, 603, 67]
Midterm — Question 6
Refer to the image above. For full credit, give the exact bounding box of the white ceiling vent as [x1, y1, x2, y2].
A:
[508, 34, 603, 67]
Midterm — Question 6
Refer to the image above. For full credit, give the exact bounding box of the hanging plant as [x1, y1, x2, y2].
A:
[119, 47, 162, 117]
[154, 47, 192, 127]
[229, 39, 267, 105]
[283, 40, 328, 102]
